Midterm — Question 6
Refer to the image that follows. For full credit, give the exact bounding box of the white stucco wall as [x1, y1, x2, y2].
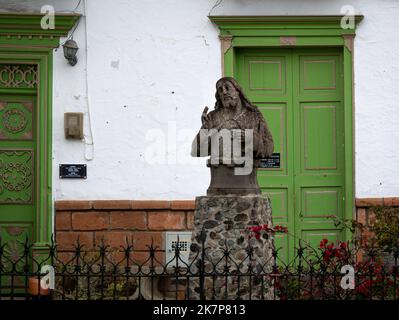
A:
[1, 0, 399, 199]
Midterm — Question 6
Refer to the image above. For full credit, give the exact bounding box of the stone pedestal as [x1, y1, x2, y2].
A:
[188, 194, 274, 300]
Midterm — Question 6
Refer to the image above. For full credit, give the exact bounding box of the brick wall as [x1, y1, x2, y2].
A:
[355, 197, 399, 244]
[55, 197, 399, 262]
[55, 200, 195, 264]
[356, 197, 399, 225]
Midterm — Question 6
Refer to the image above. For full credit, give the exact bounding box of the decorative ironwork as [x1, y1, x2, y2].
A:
[0, 64, 38, 89]
[3, 162, 31, 192]
[0, 101, 33, 140]
[0, 232, 398, 300]
[0, 150, 33, 203]
[3, 108, 27, 133]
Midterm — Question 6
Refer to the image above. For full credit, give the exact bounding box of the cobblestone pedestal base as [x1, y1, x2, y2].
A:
[188, 194, 274, 300]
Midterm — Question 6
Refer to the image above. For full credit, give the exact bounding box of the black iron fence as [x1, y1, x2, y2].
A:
[0, 232, 398, 300]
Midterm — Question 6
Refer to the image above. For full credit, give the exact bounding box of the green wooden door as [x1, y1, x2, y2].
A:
[0, 64, 37, 289]
[236, 48, 345, 260]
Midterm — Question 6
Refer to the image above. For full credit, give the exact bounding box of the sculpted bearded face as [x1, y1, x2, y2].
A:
[216, 79, 240, 109]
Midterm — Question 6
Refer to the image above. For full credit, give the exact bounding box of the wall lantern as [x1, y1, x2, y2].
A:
[63, 39, 79, 66]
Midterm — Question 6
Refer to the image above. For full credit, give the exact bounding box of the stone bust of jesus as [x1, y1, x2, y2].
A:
[191, 77, 274, 195]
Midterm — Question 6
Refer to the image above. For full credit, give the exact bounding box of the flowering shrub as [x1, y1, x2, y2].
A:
[274, 237, 399, 300]
[370, 206, 399, 252]
[244, 215, 399, 300]
[319, 239, 351, 264]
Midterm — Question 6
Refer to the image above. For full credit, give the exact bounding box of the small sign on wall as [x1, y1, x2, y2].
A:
[59, 164, 87, 179]
[259, 153, 281, 169]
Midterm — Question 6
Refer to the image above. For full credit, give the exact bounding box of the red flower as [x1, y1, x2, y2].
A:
[320, 238, 329, 248]
[247, 224, 288, 241]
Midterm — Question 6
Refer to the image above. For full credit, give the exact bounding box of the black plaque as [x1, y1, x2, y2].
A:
[59, 164, 87, 179]
[259, 153, 280, 169]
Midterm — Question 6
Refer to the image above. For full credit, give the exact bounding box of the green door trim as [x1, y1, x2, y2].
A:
[0, 13, 80, 254]
[209, 15, 363, 241]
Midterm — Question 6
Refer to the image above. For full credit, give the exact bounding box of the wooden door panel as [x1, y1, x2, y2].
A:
[242, 53, 289, 103]
[258, 103, 287, 176]
[301, 187, 342, 219]
[0, 100, 34, 140]
[0, 149, 34, 204]
[302, 59, 336, 90]
[237, 48, 346, 261]
[248, 57, 286, 94]
[299, 54, 342, 99]
[237, 48, 295, 261]
[300, 102, 343, 174]
[0, 222, 33, 290]
[258, 101, 292, 248]
[0, 63, 39, 293]
[303, 105, 337, 170]
[0, 93, 36, 264]
[294, 50, 344, 248]
[244, 54, 287, 99]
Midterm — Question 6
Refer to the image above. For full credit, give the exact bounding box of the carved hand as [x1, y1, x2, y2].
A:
[201, 106, 210, 126]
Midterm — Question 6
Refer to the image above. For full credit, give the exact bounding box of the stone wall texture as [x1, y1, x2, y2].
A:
[188, 195, 274, 300]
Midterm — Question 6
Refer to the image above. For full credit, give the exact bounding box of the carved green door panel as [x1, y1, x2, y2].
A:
[0, 65, 37, 282]
[0, 13, 79, 270]
[236, 48, 345, 260]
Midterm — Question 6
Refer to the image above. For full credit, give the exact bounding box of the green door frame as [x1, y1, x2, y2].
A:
[0, 13, 79, 255]
[209, 15, 363, 240]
